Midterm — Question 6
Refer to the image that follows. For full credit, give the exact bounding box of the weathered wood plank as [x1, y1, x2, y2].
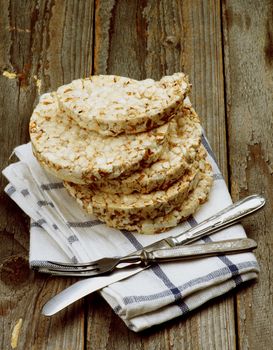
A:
[94, 0, 228, 179]
[87, 1, 234, 348]
[0, 0, 94, 348]
[222, 0, 273, 349]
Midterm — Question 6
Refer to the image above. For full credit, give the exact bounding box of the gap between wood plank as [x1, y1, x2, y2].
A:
[219, 2, 239, 349]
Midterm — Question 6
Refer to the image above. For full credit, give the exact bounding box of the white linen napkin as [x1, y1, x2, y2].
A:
[2, 138, 259, 332]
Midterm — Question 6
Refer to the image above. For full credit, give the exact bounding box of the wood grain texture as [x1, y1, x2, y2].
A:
[1, 0, 272, 348]
[87, 1, 234, 349]
[94, 0, 228, 179]
[0, 0, 94, 349]
[222, 0, 273, 349]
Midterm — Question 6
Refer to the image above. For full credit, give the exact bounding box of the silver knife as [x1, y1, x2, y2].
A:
[42, 194, 265, 316]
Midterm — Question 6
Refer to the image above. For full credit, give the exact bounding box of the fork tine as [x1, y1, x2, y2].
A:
[43, 265, 99, 273]
[47, 260, 101, 267]
[45, 256, 120, 275]
[38, 268, 102, 277]
[47, 256, 120, 268]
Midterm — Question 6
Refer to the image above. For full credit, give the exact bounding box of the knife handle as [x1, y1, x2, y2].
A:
[142, 238, 257, 263]
[166, 194, 265, 247]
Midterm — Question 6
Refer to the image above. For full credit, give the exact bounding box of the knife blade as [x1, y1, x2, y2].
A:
[42, 266, 147, 316]
[42, 194, 265, 316]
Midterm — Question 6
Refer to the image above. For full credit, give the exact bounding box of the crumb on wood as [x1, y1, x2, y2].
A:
[3, 71, 17, 79]
[34, 75, 42, 94]
[3, 71, 42, 93]
[7, 26, 31, 33]
[11, 318, 23, 349]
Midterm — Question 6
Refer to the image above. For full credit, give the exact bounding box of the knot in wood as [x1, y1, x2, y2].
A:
[1, 256, 30, 287]
[164, 35, 179, 47]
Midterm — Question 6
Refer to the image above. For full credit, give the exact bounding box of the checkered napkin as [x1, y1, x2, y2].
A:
[3, 139, 259, 332]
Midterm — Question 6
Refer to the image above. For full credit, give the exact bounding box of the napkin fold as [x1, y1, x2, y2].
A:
[3, 139, 259, 332]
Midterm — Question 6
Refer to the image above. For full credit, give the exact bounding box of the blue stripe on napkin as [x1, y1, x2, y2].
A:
[120, 230, 190, 310]
[201, 134, 217, 163]
[188, 216, 243, 286]
[41, 182, 64, 190]
[112, 260, 258, 312]
[67, 220, 103, 228]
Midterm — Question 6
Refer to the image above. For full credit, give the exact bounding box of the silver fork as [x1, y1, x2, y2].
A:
[38, 238, 257, 277]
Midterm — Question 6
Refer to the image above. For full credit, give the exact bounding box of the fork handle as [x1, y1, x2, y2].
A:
[141, 238, 257, 264]
[166, 194, 265, 247]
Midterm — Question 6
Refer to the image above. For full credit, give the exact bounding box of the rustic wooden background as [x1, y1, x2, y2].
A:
[0, 0, 272, 349]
